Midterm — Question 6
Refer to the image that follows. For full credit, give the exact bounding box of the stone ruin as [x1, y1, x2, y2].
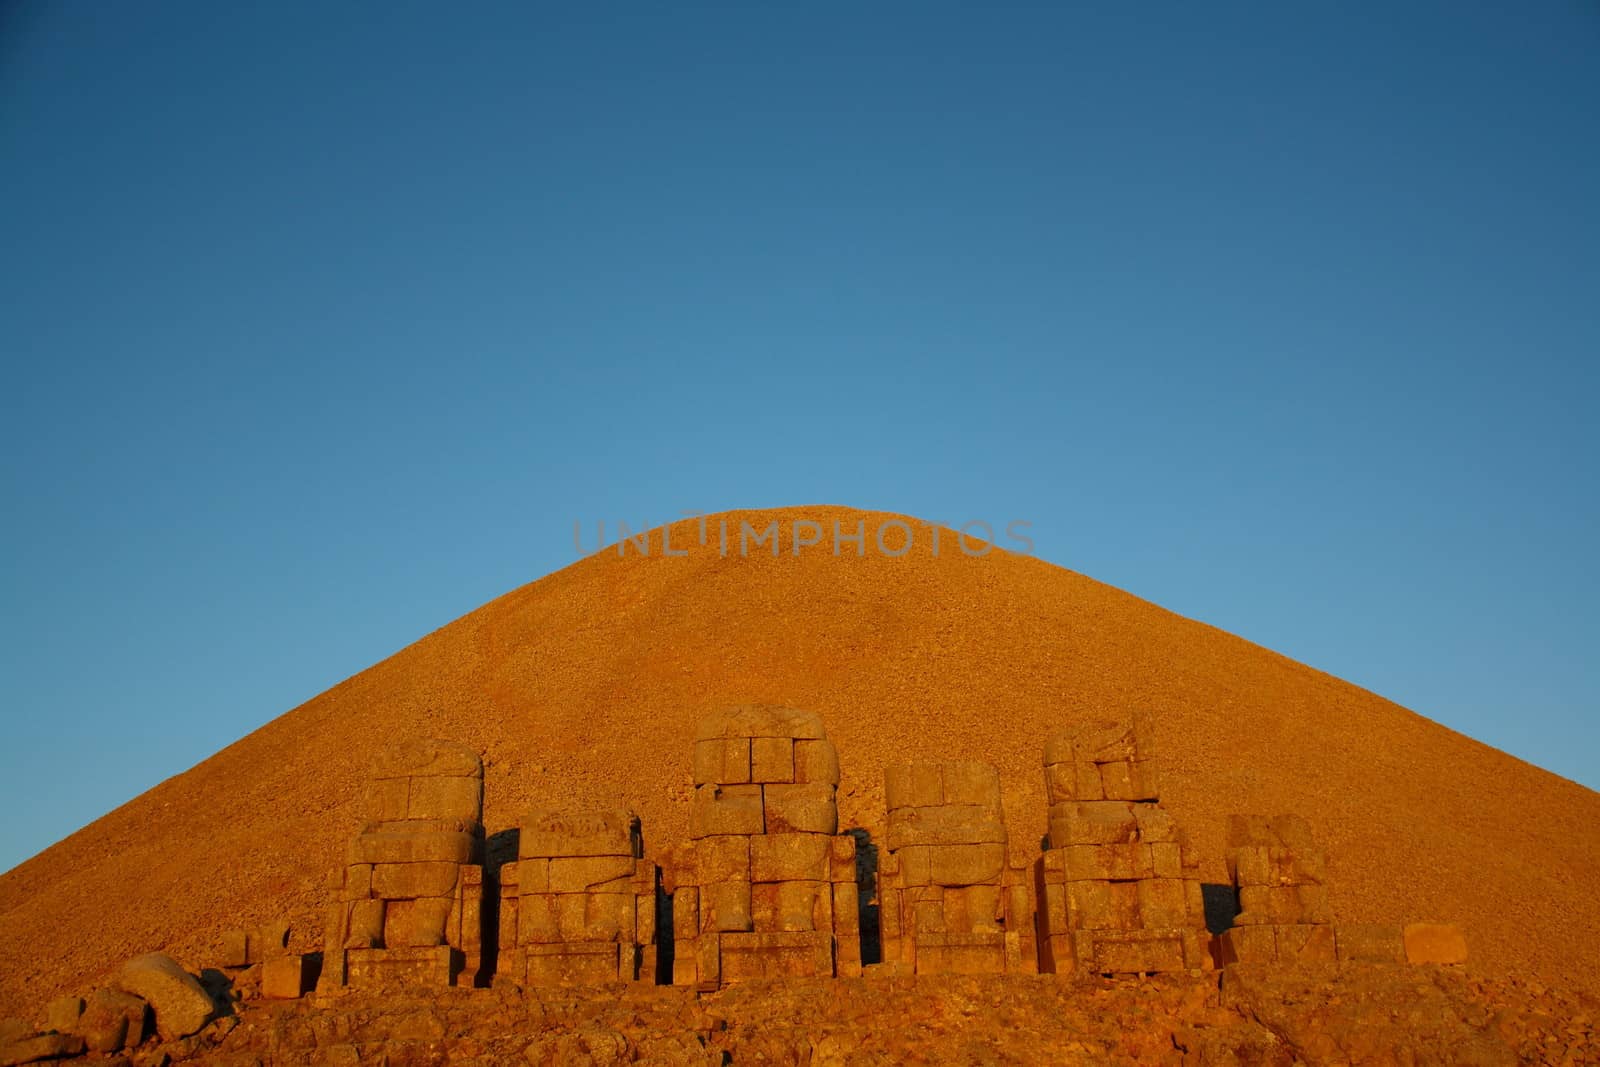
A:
[495, 807, 659, 985]
[1036, 714, 1210, 975]
[663, 706, 862, 989]
[319, 738, 487, 990]
[0, 705, 1484, 1063]
[1216, 814, 1336, 966]
[877, 761, 1036, 974]
[256, 706, 1465, 998]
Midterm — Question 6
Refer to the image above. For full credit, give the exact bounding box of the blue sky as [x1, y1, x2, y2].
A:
[2, 2, 1596, 872]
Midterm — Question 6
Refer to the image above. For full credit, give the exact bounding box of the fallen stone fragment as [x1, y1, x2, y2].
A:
[0, 1029, 84, 1066]
[113, 952, 215, 1040]
[78, 987, 147, 1053]
[42, 996, 81, 1034]
[261, 954, 310, 999]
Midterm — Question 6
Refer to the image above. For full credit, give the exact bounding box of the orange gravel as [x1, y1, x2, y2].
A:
[0, 505, 1595, 1013]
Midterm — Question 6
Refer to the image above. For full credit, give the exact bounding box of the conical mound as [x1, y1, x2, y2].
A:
[1, 505, 1595, 1010]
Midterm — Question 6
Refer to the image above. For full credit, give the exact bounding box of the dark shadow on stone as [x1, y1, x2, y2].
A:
[304, 951, 324, 992]
[1039, 833, 1051, 853]
[659, 889, 677, 985]
[848, 827, 881, 966]
[481, 827, 520, 986]
[198, 969, 237, 1017]
[1032, 857, 1058, 974]
[1202, 883, 1239, 934]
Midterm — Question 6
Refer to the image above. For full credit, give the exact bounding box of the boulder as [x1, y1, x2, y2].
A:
[0, 1028, 83, 1066]
[80, 987, 148, 1053]
[43, 996, 82, 1033]
[114, 953, 214, 1040]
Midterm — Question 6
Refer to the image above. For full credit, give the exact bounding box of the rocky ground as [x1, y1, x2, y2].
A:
[20, 963, 1596, 1067]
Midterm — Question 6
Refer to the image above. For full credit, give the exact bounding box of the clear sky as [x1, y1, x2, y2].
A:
[2, 2, 1596, 873]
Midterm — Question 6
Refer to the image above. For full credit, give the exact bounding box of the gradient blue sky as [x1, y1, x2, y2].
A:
[3, 2, 1596, 872]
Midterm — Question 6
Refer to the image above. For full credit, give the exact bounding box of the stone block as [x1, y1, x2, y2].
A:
[678, 834, 751, 887]
[519, 808, 640, 859]
[582, 892, 636, 942]
[1218, 925, 1278, 966]
[887, 804, 1006, 849]
[522, 942, 620, 985]
[1137, 877, 1190, 927]
[406, 774, 482, 823]
[793, 739, 840, 785]
[78, 988, 146, 1054]
[345, 945, 455, 989]
[0, 1031, 84, 1064]
[1062, 843, 1153, 882]
[832, 882, 859, 933]
[718, 931, 834, 983]
[384, 896, 453, 947]
[114, 953, 214, 1041]
[373, 738, 483, 779]
[750, 833, 831, 883]
[44, 996, 82, 1034]
[928, 842, 1006, 886]
[763, 783, 838, 835]
[896, 845, 932, 886]
[941, 762, 1002, 808]
[220, 928, 250, 969]
[1058, 879, 1139, 932]
[1151, 842, 1183, 879]
[885, 763, 944, 811]
[548, 855, 638, 894]
[363, 777, 410, 822]
[1238, 883, 1330, 925]
[689, 785, 764, 838]
[261, 955, 309, 999]
[829, 834, 857, 883]
[349, 829, 477, 866]
[695, 932, 721, 990]
[515, 858, 550, 894]
[373, 861, 461, 900]
[1045, 717, 1139, 766]
[671, 943, 699, 987]
[752, 881, 825, 932]
[346, 899, 385, 947]
[695, 705, 826, 740]
[345, 864, 374, 898]
[1277, 923, 1337, 963]
[693, 738, 751, 786]
[943, 884, 1003, 934]
[1048, 802, 1137, 847]
[914, 933, 1009, 975]
[1403, 923, 1467, 965]
[705, 880, 754, 933]
[1134, 807, 1177, 842]
[750, 737, 795, 783]
[635, 896, 656, 946]
[1090, 929, 1188, 973]
[672, 887, 699, 941]
[1336, 924, 1405, 963]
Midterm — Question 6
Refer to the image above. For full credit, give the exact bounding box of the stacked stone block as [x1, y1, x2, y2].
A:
[1217, 814, 1337, 966]
[1038, 714, 1208, 975]
[496, 808, 658, 985]
[666, 706, 861, 989]
[320, 739, 486, 990]
[877, 761, 1036, 975]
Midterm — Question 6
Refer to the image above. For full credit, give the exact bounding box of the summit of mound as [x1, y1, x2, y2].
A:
[1, 505, 1595, 1012]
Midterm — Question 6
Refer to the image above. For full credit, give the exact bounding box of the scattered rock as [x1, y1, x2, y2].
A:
[80, 987, 149, 1053]
[114, 954, 214, 1040]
